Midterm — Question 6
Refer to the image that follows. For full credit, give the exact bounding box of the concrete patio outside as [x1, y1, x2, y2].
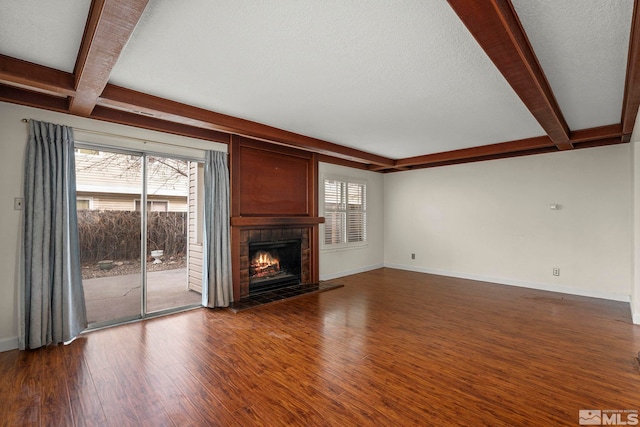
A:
[82, 268, 201, 324]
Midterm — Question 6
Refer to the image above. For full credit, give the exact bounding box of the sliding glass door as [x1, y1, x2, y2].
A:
[75, 146, 202, 327]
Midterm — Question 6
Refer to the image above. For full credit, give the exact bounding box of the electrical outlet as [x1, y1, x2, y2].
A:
[411, 253, 415, 260]
[553, 268, 560, 276]
[14, 197, 23, 210]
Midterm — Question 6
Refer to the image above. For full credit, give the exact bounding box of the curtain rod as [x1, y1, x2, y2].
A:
[21, 118, 221, 153]
[23, 117, 152, 144]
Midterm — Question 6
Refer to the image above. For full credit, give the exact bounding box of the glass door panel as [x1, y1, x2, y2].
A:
[145, 155, 202, 313]
[76, 149, 143, 326]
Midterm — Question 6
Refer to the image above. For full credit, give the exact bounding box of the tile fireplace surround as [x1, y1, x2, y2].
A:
[239, 226, 311, 297]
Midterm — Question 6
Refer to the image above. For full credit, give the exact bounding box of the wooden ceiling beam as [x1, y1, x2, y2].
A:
[395, 135, 555, 168]
[0, 83, 70, 113]
[90, 106, 231, 144]
[69, 0, 149, 116]
[0, 55, 75, 97]
[408, 146, 558, 170]
[405, 137, 627, 172]
[569, 123, 623, 144]
[447, 0, 572, 150]
[98, 84, 395, 167]
[388, 124, 623, 171]
[0, 83, 231, 144]
[316, 154, 371, 171]
[622, 0, 640, 136]
[572, 137, 626, 150]
[368, 163, 411, 172]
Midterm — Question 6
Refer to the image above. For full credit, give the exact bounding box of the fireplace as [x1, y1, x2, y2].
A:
[230, 137, 323, 300]
[249, 239, 301, 294]
[237, 226, 313, 298]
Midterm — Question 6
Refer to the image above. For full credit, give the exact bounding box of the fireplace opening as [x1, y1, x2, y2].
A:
[249, 239, 301, 294]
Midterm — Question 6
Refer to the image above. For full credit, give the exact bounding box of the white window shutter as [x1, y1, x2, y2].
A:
[324, 179, 366, 246]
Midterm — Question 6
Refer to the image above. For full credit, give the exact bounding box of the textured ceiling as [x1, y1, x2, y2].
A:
[109, 0, 545, 158]
[512, 0, 633, 130]
[0, 0, 636, 161]
[0, 0, 91, 73]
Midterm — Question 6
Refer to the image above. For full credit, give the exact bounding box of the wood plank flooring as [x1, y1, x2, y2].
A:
[1, 268, 639, 426]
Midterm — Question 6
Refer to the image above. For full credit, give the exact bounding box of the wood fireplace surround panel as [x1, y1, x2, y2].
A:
[230, 136, 322, 300]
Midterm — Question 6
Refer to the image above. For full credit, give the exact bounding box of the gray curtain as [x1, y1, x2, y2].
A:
[20, 120, 87, 350]
[202, 150, 233, 307]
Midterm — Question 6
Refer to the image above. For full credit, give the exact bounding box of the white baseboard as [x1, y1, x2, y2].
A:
[384, 263, 631, 303]
[632, 304, 640, 325]
[320, 263, 384, 281]
[0, 336, 19, 352]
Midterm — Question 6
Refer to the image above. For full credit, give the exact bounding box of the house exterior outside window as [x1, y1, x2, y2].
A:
[134, 199, 169, 212]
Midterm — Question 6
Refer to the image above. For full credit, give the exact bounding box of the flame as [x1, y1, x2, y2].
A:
[254, 250, 279, 267]
[251, 250, 280, 275]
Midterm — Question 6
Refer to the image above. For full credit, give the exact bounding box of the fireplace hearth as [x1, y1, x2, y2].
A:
[249, 239, 301, 294]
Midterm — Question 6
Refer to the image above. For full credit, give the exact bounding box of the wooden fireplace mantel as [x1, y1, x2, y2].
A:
[231, 216, 324, 228]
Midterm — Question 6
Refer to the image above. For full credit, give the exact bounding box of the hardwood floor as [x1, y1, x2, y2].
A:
[1, 268, 639, 426]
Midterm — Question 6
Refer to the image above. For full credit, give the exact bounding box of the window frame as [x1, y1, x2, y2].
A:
[76, 197, 93, 211]
[321, 175, 368, 251]
[74, 147, 101, 156]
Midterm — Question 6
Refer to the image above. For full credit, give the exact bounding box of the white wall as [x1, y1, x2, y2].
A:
[632, 141, 640, 324]
[319, 162, 384, 280]
[0, 101, 226, 350]
[0, 104, 25, 351]
[384, 145, 632, 302]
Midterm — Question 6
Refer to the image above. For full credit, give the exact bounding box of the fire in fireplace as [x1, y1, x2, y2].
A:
[248, 239, 301, 294]
[251, 250, 280, 278]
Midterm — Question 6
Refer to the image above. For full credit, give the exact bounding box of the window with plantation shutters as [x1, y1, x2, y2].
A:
[323, 178, 367, 246]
